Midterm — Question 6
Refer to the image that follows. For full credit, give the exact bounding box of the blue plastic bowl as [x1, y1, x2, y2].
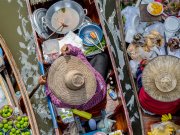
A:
[78, 24, 103, 47]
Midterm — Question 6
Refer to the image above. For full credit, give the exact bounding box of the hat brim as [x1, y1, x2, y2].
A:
[48, 55, 97, 105]
[142, 56, 180, 102]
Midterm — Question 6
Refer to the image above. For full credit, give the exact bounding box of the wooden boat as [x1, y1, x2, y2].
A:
[116, 0, 180, 135]
[27, 0, 180, 135]
[0, 35, 40, 135]
[25, 0, 136, 134]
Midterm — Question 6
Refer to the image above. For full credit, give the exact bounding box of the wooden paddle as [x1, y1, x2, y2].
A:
[18, 71, 48, 103]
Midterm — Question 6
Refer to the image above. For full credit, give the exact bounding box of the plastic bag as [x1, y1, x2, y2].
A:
[56, 108, 74, 124]
[149, 121, 180, 135]
[121, 6, 140, 31]
[42, 39, 59, 63]
[122, 6, 140, 43]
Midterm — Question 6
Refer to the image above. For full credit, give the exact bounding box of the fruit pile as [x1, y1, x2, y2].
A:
[0, 105, 13, 118]
[21, 130, 31, 135]
[0, 119, 13, 133]
[8, 128, 21, 135]
[0, 105, 31, 135]
[14, 116, 29, 130]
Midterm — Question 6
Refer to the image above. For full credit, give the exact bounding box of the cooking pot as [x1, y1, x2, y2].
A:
[45, 0, 87, 34]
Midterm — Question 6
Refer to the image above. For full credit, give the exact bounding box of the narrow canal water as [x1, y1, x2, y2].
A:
[0, 0, 52, 134]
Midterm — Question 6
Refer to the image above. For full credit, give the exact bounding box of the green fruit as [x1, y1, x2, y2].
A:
[20, 120, 24, 124]
[0, 132, 3, 135]
[14, 121, 18, 125]
[16, 129, 20, 134]
[3, 128, 8, 133]
[0, 110, 3, 115]
[9, 132, 13, 135]
[8, 125, 12, 129]
[23, 123, 28, 128]
[0, 123, 3, 128]
[21, 125, 24, 129]
[4, 105, 9, 109]
[16, 123, 21, 129]
[9, 109, 13, 113]
[17, 116, 21, 121]
[11, 128, 16, 133]
[26, 131, 31, 135]
[4, 124, 8, 129]
[2, 119, 7, 124]
[2, 114, 7, 118]
[3, 109, 8, 114]
[24, 117, 28, 122]
[6, 112, 11, 117]
[8, 121, 13, 125]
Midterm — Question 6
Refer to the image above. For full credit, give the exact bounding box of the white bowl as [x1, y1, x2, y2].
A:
[147, 2, 163, 16]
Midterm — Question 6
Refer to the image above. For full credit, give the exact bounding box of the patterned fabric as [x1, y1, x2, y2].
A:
[137, 60, 180, 114]
[46, 45, 107, 110]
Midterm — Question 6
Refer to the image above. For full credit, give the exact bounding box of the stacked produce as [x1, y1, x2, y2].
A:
[0, 105, 31, 135]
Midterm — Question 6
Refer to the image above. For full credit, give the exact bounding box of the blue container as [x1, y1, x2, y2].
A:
[78, 24, 103, 47]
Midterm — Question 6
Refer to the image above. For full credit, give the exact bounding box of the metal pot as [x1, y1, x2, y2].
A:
[45, 0, 87, 34]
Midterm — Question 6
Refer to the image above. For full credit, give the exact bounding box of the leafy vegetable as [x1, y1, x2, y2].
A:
[84, 37, 106, 55]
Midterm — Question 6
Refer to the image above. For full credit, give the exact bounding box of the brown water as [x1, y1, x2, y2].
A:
[0, 0, 52, 134]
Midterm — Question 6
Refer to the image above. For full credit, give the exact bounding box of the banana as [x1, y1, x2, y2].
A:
[168, 113, 172, 120]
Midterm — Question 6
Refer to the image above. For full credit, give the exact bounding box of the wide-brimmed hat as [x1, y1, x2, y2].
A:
[142, 56, 180, 102]
[47, 55, 97, 105]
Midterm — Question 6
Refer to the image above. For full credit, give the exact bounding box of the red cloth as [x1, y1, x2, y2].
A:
[139, 87, 180, 115]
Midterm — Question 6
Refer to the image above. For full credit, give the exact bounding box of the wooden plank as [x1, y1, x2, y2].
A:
[95, 0, 143, 134]
[0, 74, 14, 107]
[3, 69, 23, 115]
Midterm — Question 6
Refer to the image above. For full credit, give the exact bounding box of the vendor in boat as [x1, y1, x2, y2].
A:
[136, 56, 180, 115]
[39, 44, 108, 111]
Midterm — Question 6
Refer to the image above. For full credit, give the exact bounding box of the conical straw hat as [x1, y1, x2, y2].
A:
[47, 55, 97, 105]
[142, 56, 180, 102]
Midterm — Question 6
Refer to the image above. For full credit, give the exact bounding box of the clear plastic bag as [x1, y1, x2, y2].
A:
[150, 121, 180, 135]
[42, 39, 60, 63]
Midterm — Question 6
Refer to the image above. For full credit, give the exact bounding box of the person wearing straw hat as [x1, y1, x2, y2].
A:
[136, 56, 180, 115]
[39, 44, 108, 110]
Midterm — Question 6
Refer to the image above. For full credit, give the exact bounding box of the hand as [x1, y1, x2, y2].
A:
[38, 75, 47, 85]
[61, 44, 70, 55]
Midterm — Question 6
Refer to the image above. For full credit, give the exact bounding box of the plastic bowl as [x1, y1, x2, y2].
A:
[78, 23, 103, 46]
[147, 2, 163, 16]
[0, 105, 14, 119]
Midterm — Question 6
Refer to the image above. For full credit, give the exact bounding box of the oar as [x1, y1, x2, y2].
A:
[38, 62, 60, 135]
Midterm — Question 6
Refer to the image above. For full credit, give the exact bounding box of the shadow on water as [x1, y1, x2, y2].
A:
[0, 0, 53, 134]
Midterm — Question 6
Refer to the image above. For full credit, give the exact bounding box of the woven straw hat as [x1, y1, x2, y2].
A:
[142, 56, 180, 102]
[47, 55, 97, 105]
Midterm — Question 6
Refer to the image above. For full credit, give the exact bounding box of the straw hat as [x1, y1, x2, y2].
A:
[47, 55, 97, 105]
[142, 56, 180, 102]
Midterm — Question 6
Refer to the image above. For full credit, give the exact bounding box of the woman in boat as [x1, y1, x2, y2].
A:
[136, 57, 180, 115]
[39, 44, 108, 111]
